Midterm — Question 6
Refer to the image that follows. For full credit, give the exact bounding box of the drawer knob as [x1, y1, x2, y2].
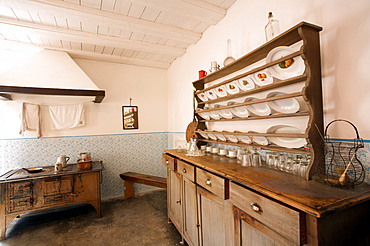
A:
[251, 203, 263, 214]
[182, 168, 187, 173]
[176, 200, 181, 204]
[206, 179, 211, 185]
[165, 160, 169, 164]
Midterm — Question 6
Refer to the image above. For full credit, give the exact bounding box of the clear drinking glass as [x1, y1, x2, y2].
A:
[285, 156, 294, 173]
[266, 152, 275, 168]
[251, 148, 261, 167]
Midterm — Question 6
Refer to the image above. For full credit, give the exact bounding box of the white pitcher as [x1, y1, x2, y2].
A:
[57, 155, 70, 168]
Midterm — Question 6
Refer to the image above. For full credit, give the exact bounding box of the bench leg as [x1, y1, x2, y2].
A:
[124, 180, 135, 200]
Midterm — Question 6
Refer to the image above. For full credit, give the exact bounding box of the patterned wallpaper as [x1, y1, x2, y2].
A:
[0, 133, 369, 200]
[1, 132, 170, 199]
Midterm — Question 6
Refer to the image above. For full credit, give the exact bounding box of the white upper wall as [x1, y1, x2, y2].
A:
[167, 0, 370, 139]
[0, 60, 168, 139]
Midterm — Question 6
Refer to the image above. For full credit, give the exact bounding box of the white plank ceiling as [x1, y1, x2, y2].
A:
[0, 0, 237, 69]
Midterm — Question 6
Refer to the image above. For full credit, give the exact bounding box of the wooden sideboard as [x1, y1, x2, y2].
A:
[0, 161, 103, 240]
[163, 150, 370, 246]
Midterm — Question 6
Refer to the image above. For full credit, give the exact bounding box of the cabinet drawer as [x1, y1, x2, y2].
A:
[196, 169, 226, 199]
[177, 160, 195, 182]
[162, 153, 176, 172]
[230, 182, 303, 244]
[8, 181, 32, 199]
[44, 193, 72, 205]
[7, 197, 33, 213]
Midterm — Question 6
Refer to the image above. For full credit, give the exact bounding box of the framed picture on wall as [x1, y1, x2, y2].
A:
[122, 106, 138, 130]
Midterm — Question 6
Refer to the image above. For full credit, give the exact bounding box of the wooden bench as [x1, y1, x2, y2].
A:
[119, 172, 167, 199]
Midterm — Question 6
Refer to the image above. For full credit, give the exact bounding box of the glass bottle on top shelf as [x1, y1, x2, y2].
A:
[223, 39, 236, 66]
[265, 12, 280, 41]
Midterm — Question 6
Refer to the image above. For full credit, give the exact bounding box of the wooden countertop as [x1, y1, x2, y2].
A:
[0, 161, 103, 183]
[165, 150, 370, 218]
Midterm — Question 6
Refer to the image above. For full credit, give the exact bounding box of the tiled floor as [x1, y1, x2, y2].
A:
[0, 190, 182, 246]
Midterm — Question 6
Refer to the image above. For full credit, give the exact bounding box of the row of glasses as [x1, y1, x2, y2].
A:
[266, 151, 310, 177]
[240, 147, 262, 167]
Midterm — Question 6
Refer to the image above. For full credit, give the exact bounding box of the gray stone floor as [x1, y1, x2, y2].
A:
[0, 190, 182, 246]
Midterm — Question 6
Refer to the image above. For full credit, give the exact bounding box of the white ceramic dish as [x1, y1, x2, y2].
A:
[198, 132, 209, 139]
[215, 133, 227, 141]
[214, 104, 233, 119]
[225, 81, 240, 94]
[208, 109, 221, 120]
[227, 101, 249, 118]
[266, 91, 300, 114]
[252, 69, 273, 86]
[197, 92, 208, 102]
[235, 133, 252, 144]
[266, 46, 305, 80]
[248, 131, 269, 146]
[244, 97, 271, 116]
[237, 76, 255, 91]
[207, 132, 217, 140]
[205, 89, 217, 100]
[266, 125, 307, 148]
[197, 109, 211, 120]
[215, 85, 228, 97]
[222, 132, 239, 143]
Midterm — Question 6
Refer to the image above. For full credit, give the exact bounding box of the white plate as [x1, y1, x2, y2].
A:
[215, 85, 228, 97]
[198, 132, 209, 139]
[196, 109, 211, 120]
[205, 89, 217, 100]
[266, 125, 307, 148]
[252, 69, 273, 86]
[248, 131, 269, 146]
[244, 97, 271, 116]
[225, 81, 240, 94]
[237, 76, 255, 91]
[207, 132, 217, 140]
[266, 91, 300, 114]
[214, 133, 227, 141]
[214, 104, 233, 119]
[266, 46, 305, 80]
[235, 133, 252, 144]
[227, 101, 249, 118]
[208, 110, 221, 120]
[197, 92, 208, 102]
[223, 132, 239, 143]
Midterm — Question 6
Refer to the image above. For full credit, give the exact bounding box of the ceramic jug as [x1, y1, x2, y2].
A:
[57, 155, 70, 168]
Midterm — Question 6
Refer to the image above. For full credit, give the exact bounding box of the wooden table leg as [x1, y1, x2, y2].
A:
[124, 180, 135, 199]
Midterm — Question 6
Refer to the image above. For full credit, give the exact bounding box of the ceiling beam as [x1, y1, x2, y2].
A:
[0, 39, 171, 69]
[0, 17, 186, 57]
[1, 0, 202, 43]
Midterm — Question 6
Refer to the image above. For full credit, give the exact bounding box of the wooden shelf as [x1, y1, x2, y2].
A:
[191, 21, 324, 180]
[0, 85, 105, 103]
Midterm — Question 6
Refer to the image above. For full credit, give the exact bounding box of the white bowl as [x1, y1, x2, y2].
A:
[222, 132, 239, 143]
[208, 109, 221, 120]
[205, 89, 217, 100]
[225, 81, 240, 94]
[196, 109, 211, 120]
[215, 85, 228, 97]
[244, 97, 271, 116]
[227, 101, 249, 118]
[198, 132, 209, 139]
[208, 132, 218, 140]
[237, 76, 255, 91]
[197, 92, 208, 102]
[252, 69, 273, 86]
[214, 104, 233, 119]
[266, 125, 307, 148]
[266, 46, 305, 80]
[266, 91, 300, 114]
[235, 132, 252, 144]
[248, 131, 269, 146]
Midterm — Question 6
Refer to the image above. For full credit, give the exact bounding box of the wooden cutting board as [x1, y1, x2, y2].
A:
[186, 120, 198, 142]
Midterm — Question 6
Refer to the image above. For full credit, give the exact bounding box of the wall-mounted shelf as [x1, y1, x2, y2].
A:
[0, 85, 105, 103]
[192, 21, 324, 180]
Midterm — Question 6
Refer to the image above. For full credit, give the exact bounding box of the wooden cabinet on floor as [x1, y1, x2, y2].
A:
[163, 150, 370, 246]
[0, 162, 103, 240]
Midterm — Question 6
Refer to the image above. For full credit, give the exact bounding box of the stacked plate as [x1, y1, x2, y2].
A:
[237, 76, 255, 91]
[248, 131, 269, 146]
[214, 104, 233, 119]
[266, 125, 306, 148]
[244, 97, 271, 116]
[227, 101, 249, 118]
[266, 91, 300, 114]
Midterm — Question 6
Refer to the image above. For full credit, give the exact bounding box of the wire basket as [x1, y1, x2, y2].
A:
[317, 119, 365, 187]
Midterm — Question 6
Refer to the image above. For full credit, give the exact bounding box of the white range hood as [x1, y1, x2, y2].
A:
[0, 50, 105, 103]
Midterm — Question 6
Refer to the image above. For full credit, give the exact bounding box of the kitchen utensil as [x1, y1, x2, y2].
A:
[57, 155, 70, 168]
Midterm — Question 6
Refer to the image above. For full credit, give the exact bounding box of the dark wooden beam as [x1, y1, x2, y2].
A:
[0, 85, 105, 103]
[0, 93, 12, 101]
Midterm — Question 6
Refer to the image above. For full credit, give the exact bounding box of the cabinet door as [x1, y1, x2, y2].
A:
[233, 206, 297, 246]
[167, 168, 183, 233]
[73, 172, 100, 202]
[182, 177, 199, 246]
[197, 186, 226, 246]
